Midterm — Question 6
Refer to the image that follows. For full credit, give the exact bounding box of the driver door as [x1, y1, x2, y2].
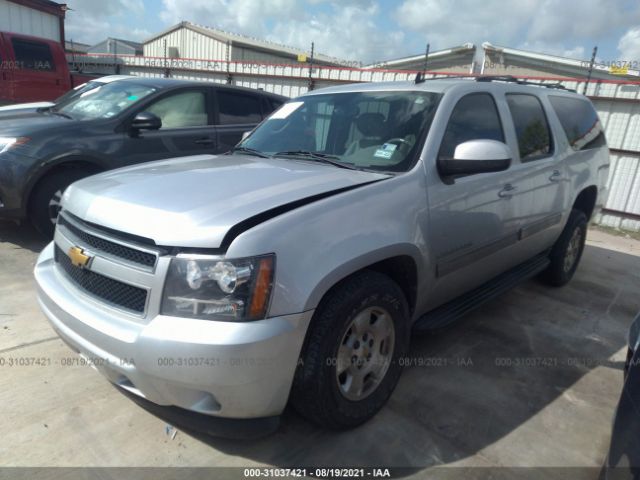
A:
[116, 87, 217, 167]
[425, 92, 522, 308]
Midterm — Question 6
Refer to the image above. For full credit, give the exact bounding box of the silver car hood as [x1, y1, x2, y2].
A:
[63, 154, 390, 248]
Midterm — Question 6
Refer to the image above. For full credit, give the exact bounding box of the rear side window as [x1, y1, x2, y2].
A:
[11, 39, 55, 71]
[217, 90, 262, 124]
[549, 96, 606, 151]
[438, 93, 504, 160]
[265, 97, 285, 114]
[506, 94, 552, 161]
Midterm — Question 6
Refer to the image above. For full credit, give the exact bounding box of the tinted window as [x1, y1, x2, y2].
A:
[438, 93, 504, 160]
[217, 90, 262, 124]
[147, 91, 208, 129]
[549, 95, 606, 151]
[11, 39, 54, 71]
[506, 94, 552, 161]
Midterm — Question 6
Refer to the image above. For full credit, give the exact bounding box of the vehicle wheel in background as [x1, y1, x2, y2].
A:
[290, 270, 410, 429]
[29, 169, 92, 237]
[541, 209, 588, 287]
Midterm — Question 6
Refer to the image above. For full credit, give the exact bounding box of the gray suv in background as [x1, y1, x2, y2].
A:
[35, 77, 609, 434]
[0, 77, 285, 235]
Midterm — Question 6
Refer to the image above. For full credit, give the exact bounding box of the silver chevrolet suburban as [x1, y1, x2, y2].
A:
[34, 77, 609, 434]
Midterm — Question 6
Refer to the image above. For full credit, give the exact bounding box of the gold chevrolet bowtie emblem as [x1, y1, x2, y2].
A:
[68, 246, 92, 268]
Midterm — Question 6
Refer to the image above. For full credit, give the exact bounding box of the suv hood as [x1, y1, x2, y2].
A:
[0, 111, 73, 135]
[63, 154, 390, 248]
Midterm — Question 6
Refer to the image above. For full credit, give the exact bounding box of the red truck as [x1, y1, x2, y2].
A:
[0, 31, 95, 105]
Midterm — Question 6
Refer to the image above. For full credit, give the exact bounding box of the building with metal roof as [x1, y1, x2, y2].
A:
[88, 37, 143, 56]
[481, 42, 640, 81]
[364, 43, 477, 74]
[143, 21, 347, 66]
[65, 39, 90, 54]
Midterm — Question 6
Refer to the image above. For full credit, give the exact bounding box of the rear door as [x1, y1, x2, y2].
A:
[116, 87, 217, 166]
[502, 92, 567, 253]
[213, 88, 265, 152]
[8, 36, 67, 102]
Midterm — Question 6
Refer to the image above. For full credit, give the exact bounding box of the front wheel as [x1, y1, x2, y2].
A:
[290, 271, 410, 429]
[541, 209, 588, 287]
[29, 169, 92, 237]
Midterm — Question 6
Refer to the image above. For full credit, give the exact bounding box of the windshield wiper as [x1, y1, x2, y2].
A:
[273, 151, 358, 170]
[49, 110, 73, 120]
[231, 146, 271, 158]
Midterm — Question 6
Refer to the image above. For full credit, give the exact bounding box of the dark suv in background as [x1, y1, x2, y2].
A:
[0, 77, 285, 234]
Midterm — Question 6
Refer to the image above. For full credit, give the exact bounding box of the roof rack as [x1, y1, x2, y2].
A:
[476, 75, 576, 92]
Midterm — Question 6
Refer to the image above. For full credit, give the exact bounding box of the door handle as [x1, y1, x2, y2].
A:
[549, 169, 562, 182]
[194, 138, 214, 145]
[498, 183, 517, 199]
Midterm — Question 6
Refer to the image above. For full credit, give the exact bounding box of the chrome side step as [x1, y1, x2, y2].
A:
[413, 253, 550, 331]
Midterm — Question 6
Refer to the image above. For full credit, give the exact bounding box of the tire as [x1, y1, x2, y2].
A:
[29, 169, 91, 237]
[290, 270, 410, 429]
[541, 209, 588, 287]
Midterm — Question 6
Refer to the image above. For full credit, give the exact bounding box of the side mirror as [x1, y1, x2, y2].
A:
[131, 112, 161, 132]
[438, 139, 512, 176]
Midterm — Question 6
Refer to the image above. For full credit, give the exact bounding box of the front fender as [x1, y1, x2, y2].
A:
[225, 170, 433, 319]
[22, 152, 109, 208]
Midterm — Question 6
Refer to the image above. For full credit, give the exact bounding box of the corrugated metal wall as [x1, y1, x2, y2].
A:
[0, 0, 59, 41]
[69, 53, 640, 231]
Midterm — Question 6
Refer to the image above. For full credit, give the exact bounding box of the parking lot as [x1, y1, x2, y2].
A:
[1, 221, 639, 476]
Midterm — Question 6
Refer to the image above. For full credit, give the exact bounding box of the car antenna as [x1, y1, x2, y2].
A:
[415, 43, 430, 84]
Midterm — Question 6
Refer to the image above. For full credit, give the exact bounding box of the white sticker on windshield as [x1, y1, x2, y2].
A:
[374, 143, 397, 159]
[270, 101, 304, 119]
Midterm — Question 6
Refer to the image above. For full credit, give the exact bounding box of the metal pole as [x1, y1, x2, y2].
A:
[582, 46, 597, 95]
[415, 42, 429, 83]
[114, 39, 120, 74]
[308, 42, 315, 91]
[70, 38, 76, 67]
[163, 39, 170, 78]
[423, 43, 430, 76]
[226, 40, 232, 84]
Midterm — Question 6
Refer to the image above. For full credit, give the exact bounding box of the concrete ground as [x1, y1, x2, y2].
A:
[0, 221, 639, 478]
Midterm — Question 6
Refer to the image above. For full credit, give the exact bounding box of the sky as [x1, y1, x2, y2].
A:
[63, 0, 640, 65]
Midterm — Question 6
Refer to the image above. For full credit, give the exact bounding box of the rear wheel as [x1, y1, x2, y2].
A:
[290, 270, 410, 429]
[29, 169, 92, 237]
[541, 209, 588, 286]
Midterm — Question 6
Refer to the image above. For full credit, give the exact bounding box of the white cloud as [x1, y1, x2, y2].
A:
[395, 0, 640, 58]
[65, 0, 147, 44]
[269, 3, 405, 62]
[159, 0, 301, 39]
[159, 0, 405, 62]
[395, 0, 538, 49]
[617, 27, 640, 61]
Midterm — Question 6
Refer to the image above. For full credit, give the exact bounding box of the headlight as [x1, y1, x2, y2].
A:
[0, 137, 29, 153]
[160, 254, 275, 321]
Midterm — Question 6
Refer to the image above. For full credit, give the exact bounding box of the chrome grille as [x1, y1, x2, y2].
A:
[54, 245, 147, 313]
[57, 214, 158, 269]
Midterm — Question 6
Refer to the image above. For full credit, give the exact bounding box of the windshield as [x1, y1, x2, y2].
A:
[54, 82, 156, 120]
[53, 80, 104, 106]
[239, 90, 441, 172]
